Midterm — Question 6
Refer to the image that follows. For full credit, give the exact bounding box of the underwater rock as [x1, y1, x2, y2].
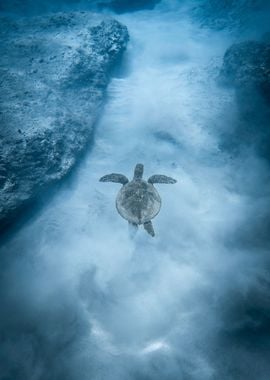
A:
[0, 12, 129, 231]
[220, 41, 270, 101]
[219, 40, 270, 160]
[193, 0, 270, 30]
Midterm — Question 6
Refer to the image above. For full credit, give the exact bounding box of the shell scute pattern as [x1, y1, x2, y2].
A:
[116, 180, 161, 224]
[99, 163, 176, 236]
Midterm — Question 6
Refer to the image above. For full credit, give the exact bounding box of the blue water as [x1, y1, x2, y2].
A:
[1, 3, 269, 379]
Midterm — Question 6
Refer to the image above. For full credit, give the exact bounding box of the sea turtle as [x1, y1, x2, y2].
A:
[99, 163, 177, 237]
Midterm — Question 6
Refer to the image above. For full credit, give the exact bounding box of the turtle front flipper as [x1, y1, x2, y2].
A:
[99, 173, 129, 185]
[148, 175, 177, 184]
[133, 163, 144, 180]
[144, 221, 155, 237]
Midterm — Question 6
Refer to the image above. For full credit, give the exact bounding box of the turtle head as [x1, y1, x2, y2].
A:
[133, 163, 144, 181]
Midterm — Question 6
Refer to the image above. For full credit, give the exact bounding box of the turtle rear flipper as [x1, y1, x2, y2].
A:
[144, 221, 155, 237]
[148, 175, 176, 184]
[99, 173, 129, 185]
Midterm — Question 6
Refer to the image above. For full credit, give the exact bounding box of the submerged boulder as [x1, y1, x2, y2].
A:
[219, 40, 270, 160]
[193, 0, 270, 30]
[220, 41, 270, 101]
[0, 12, 129, 231]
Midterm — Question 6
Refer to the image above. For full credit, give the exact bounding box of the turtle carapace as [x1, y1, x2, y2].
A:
[99, 163, 177, 237]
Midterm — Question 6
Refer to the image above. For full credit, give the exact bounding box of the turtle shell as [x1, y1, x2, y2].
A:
[116, 180, 161, 224]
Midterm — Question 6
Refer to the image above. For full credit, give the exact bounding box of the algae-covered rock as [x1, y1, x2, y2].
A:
[220, 41, 270, 100]
[219, 40, 270, 160]
[0, 12, 129, 231]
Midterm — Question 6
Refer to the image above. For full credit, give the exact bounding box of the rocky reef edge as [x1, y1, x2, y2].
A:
[0, 12, 129, 232]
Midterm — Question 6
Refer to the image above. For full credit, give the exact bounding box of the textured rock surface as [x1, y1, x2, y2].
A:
[193, 0, 270, 30]
[219, 40, 270, 159]
[220, 41, 270, 97]
[0, 12, 128, 231]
